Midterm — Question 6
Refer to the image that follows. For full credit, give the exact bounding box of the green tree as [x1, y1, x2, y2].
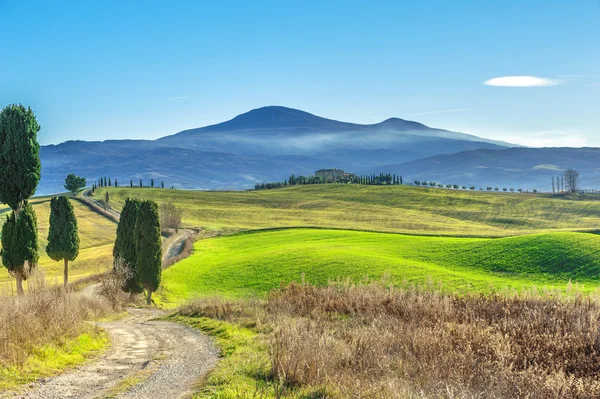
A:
[1, 202, 39, 294]
[135, 200, 162, 305]
[113, 198, 143, 293]
[0, 105, 41, 295]
[64, 174, 86, 196]
[46, 196, 80, 288]
[0, 105, 41, 214]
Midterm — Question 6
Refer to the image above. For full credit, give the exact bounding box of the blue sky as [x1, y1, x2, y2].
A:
[0, 0, 598, 146]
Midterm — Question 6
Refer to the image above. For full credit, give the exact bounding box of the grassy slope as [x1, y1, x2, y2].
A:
[0, 197, 116, 288]
[95, 185, 600, 237]
[158, 229, 600, 304]
[0, 328, 108, 391]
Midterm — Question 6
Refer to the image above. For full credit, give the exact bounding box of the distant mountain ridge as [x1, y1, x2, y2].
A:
[35, 106, 595, 195]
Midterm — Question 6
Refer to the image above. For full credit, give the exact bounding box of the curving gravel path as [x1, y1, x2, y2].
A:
[18, 308, 219, 399]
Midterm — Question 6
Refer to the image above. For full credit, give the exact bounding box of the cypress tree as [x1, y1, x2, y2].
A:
[46, 196, 79, 288]
[135, 200, 162, 305]
[151, 179, 154, 188]
[130, 179, 133, 188]
[108, 177, 112, 187]
[115, 179, 118, 187]
[161, 181, 164, 189]
[1, 202, 39, 294]
[113, 198, 143, 293]
[140, 178, 143, 188]
[0, 105, 41, 295]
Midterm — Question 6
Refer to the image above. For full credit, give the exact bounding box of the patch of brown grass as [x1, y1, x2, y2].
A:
[265, 281, 600, 398]
[181, 280, 600, 398]
[0, 280, 111, 368]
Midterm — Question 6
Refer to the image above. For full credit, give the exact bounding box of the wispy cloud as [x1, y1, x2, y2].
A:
[483, 76, 561, 87]
[167, 96, 189, 100]
[504, 131, 587, 148]
[410, 108, 471, 116]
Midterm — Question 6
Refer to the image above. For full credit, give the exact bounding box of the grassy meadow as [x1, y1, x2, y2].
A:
[158, 228, 600, 304]
[0, 196, 116, 290]
[95, 185, 600, 236]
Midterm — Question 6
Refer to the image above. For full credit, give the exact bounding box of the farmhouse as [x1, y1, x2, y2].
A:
[315, 168, 345, 181]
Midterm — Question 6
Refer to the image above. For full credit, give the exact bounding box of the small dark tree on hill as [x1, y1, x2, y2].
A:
[151, 179, 154, 188]
[115, 179, 118, 187]
[130, 179, 133, 188]
[46, 196, 79, 288]
[64, 174, 86, 196]
[161, 181, 164, 189]
[113, 198, 143, 293]
[135, 200, 162, 305]
[103, 191, 110, 211]
[139, 178, 143, 188]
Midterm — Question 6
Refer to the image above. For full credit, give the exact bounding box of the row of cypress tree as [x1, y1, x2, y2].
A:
[113, 198, 162, 305]
[0, 105, 42, 295]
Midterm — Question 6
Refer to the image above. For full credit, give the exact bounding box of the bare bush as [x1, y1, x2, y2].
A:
[98, 258, 133, 310]
[0, 284, 111, 368]
[159, 202, 183, 232]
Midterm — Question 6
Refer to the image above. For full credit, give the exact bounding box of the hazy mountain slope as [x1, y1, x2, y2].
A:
[36, 106, 511, 195]
[374, 147, 600, 190]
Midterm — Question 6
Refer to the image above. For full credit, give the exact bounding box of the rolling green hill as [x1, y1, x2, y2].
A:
[96, 185, 600, 237]
[158, 229, 600, 304]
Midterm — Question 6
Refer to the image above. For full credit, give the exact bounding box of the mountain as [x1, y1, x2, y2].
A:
[37, 106, 513, 195]
[374, 147, 600, 191]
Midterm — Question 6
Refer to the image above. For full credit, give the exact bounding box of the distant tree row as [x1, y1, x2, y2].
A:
[94, 177, 168, 190]
[413, 180, 538, 193]
[255, 173, 403, 190]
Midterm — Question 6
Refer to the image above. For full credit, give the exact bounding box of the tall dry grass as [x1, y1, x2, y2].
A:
[267, 281, 600, 398]
[0, 276, 111, 368]
[181, 280, 600, 398]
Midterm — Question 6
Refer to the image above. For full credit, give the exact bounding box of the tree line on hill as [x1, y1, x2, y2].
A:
[552, 169, 581, 194]
[413, 180, 538, 194]
[255, 173, 403, 190]
[0, 104, 163, 304]
[92, 177, 170, 191]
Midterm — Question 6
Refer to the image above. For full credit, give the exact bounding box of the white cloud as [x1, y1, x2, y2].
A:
[167, 96, 189, 100]
[483, 76, 561, 87]
[410, 108, 471, 116]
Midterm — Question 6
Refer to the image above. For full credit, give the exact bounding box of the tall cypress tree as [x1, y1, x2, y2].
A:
[114, 198, 143, 293]
[0, 105, 41, 295]
[46, 196, 80, 288]
[139, 178, 143, 188]
[135, 200, 162, 305]
[1, 202, 39, 294]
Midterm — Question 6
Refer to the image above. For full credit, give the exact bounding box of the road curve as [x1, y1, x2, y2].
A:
[18, 308, 219, 399]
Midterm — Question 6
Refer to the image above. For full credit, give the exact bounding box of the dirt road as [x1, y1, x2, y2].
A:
[19, 308, 219, 399]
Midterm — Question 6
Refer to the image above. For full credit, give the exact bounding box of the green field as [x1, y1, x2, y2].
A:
[95, 185, 600, 237]
[0, 197, 116, 289]
[158, 228, 600, 304]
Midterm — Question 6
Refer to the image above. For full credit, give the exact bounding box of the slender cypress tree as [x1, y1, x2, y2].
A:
[46, 196, 79, 288]
[130, 179, 133, 188]
[1, 202, 39, 294]
[113, 198, 143, 293]
[115, 179, 118, 187]
[140, 178, 143, 188]
[135, 200, 162, 305]
[151, 179, 154, 188]
[0, 105, 41, 295]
